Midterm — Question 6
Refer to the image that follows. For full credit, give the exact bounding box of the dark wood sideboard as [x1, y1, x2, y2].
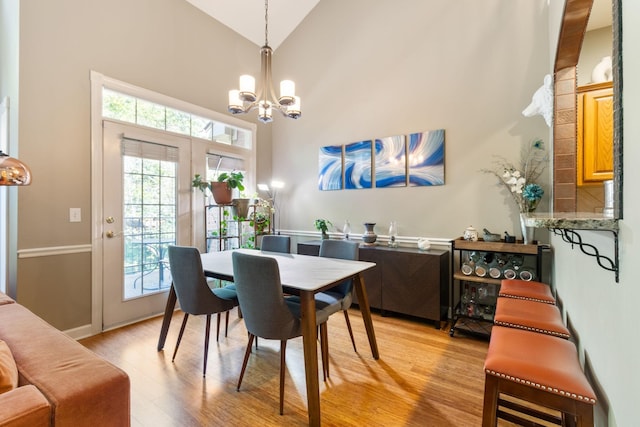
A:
[297, 240, 450, 327]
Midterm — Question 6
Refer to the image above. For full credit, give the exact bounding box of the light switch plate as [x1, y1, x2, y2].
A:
[70, 208, 81, 222]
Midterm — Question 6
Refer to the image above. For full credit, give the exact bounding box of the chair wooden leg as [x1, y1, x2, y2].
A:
[203, 314, 211, 377]
[237, 334, 255, 391]
[279, 340, 287, 415]
[172, 313, 189, 362]
[225, 310, 230, 337]
[343, 310, 357, 352]
[319, 322, 329, 380]
[216, 313, 221, 342]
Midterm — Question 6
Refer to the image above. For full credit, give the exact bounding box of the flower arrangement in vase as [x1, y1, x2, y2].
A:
[482, 138, 548, 244]
[483, 138, 548, 214]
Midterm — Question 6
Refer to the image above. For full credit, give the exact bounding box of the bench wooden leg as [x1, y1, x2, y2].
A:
[482, 374, 499, 427]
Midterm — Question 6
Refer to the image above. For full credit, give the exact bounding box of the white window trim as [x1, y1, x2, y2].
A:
[89, 70, 256, 335]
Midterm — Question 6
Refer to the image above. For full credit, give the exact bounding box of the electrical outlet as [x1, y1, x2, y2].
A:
[69, 208, 81, 223]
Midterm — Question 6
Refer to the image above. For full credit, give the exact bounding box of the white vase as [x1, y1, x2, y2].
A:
[519, 213, 534, 245]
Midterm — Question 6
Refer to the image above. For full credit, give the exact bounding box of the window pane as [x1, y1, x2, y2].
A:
[124, 156, 142, 173]
[166, 108, 191, 135]
[123, 174, 142, 204]
[191, 115, 212, 140]
[137, 99, 166, 129]
[103, 89, 136, 122]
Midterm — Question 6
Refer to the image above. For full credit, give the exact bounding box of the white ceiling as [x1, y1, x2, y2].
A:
[183, 0, 320, 51]
[184, 0, 611, 50]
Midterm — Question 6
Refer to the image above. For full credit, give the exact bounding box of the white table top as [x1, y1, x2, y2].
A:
[200, 248, 375, 293]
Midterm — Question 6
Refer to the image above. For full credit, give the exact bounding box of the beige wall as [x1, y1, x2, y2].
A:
[12, 0, 270, 328]
[272, 0, 550, 239]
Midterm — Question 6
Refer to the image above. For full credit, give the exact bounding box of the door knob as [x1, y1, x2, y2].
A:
[105, 230, 120, 238]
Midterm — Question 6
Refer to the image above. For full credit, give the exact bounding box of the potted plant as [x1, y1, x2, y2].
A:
[314, 219, 332, 240]
[192, 174, 210, 193]
[211, 171, 245, 205]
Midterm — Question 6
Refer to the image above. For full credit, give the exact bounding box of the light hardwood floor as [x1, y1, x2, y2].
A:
[80, 309, 491, 426]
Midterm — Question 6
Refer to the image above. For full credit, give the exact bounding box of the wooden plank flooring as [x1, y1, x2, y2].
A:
[80, 309, 492, 426]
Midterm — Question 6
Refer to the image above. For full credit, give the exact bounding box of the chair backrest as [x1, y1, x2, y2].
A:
[260, 235, 291, 253]
[319, 240, 359, 298]
[231, 252, 301, 340]
[167, 245, 229, 315]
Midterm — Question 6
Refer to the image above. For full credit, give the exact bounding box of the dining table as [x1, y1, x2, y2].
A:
[156, 248, 379, 427]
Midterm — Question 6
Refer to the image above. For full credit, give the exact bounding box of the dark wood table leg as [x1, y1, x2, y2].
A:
[299, 291, 321, 427]
[157, 284, 177, 351]
[353, 273, 379, 359]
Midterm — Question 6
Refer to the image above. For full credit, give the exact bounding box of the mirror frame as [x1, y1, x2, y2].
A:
[553, 0, 623, 219]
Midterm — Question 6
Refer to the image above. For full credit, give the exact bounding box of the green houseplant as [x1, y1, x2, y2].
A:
[211, 171, 245, 205]
[192, 174, 210, 193]
[314, 219, 332, 240]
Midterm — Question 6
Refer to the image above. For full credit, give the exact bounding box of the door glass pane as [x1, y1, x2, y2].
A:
[123, 155, 176, 299]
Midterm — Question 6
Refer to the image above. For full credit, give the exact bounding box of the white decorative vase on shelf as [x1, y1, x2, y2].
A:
[520, 213, 534, 245]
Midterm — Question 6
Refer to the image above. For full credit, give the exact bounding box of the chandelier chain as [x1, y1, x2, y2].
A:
[264, 0, 269, 46]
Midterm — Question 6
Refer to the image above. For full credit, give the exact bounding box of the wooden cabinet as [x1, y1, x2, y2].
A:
[297, 241, 449, 326]
[449, 238, 543, 339]
[578, 82, 614, 186]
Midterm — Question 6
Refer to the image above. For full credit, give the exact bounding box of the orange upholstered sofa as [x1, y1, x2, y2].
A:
[0, 292, 130, 426]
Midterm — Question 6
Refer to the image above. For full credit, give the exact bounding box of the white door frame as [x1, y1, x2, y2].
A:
[90, 71, 256, 335]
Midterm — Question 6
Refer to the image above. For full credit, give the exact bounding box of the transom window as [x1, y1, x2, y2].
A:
[102, 88, 252, 148]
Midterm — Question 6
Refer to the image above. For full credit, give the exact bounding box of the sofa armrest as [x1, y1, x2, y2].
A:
[0, 385, 51, 427]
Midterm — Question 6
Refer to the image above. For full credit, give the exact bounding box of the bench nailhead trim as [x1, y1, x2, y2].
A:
[485, 369, 596, 404]
[498, 293, 554, 304]
[493, 320, 570, 339]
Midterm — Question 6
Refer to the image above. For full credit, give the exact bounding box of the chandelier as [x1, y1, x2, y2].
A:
[227, 0, 301, 123]
[0, 151, 31, 186]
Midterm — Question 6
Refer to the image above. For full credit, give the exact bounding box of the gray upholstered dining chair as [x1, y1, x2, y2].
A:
[167, 245, 238, 376]
[317, 239, 360, 353]
[260, 235, 291, 253]
[227, 234, 291, 322]
[231, 251, 329, 415]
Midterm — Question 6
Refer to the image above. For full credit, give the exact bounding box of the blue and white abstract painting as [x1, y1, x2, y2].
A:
[375, 135, 407, 188]
[344, 140, 372, 189]
[408, 129, 445, 186]
[318, 145, 343, 190]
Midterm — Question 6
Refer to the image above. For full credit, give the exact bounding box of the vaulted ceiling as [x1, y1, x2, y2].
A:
[183, 0, 320, 51]
[184, 0, 610, 51]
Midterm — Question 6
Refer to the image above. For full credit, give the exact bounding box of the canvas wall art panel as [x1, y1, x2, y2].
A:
[318, 145, 343, 190]
[375, 135, 407, 188]
[408, 129, 445, 186]
[344, 140, 373, 189]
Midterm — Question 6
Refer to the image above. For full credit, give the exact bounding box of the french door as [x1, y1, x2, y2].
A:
[102, 121, 190, 330]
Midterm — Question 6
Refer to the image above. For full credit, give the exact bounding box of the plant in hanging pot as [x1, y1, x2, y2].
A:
[211, 171, 245, 205]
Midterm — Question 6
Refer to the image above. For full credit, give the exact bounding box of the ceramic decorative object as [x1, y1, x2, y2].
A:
[417, 238, 431, 251]
[463, 225, 478, 241]
[363, 223, 377, 245]
[482, 228, 501, 242]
